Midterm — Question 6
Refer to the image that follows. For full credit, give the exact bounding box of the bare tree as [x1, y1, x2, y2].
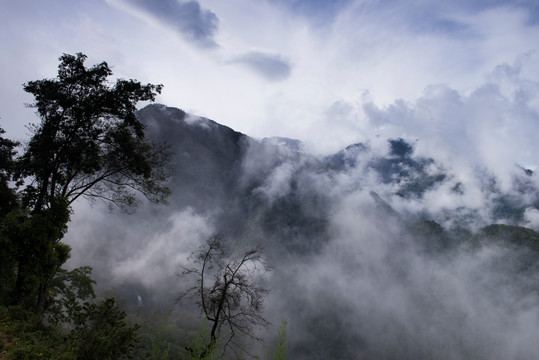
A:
[178, 234, 271, 357]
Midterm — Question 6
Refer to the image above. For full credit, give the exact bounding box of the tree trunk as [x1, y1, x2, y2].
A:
[36, 281, 48, 316]
[12, 257, 27, 306]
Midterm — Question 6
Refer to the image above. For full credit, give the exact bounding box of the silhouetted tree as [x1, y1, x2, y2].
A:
[0, 127, 20, 303]
[0, 127, 18, 215]
[7, 52, 169, 314]
[178, 234, 271, 357]
[19, 52, 168, 212]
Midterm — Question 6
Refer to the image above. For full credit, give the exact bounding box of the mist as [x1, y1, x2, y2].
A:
[240, 120, 539, 358]
[63, 61, 539, 358]
[261, 177, 539, 359]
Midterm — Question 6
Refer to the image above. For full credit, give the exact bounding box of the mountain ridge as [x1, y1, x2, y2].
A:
[139, 103, 539, 232]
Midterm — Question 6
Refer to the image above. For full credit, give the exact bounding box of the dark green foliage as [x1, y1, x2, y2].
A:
[1, 206, 71, 309]
[0, 128, 20, 303]
[145, 316, 171, 360]
[69, 298, 141, 360]
[0, 53, 169, 359]
[1, 266, 136, 359]
[19, 52, 168, 212]
[133, 309, 181, 360]
[0, 305, 75, 360]
[46, 266, 96, 325]
[0, 127, 19, 216]
[0, 216, 17, 305]
[0, 52, 169, 314]
[0, 297, 140, 360]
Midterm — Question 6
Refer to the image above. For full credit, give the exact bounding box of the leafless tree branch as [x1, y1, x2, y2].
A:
[177, 234, 271, 358]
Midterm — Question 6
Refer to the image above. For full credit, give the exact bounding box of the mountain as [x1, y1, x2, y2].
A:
[65, 104, 539, 360]
[138, 104, 332, 255]
[140, 104, 539, 239]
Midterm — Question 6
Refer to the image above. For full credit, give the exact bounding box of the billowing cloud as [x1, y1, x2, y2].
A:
[65, 202, 215, 305]
[109, 0, 219, 47]
[361, 56, 539, 187]
[112, 208, 213, 287]
[230, 51, 292, 81]
[268, 210, 539, 359]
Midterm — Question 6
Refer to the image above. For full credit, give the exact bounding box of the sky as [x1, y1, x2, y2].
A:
[4, 2, 538, 356]
[1, 0, 539, 158]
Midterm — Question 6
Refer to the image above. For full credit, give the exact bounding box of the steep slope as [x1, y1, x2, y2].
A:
[64, 104, 539, 360]
[139, 104, 247, 215]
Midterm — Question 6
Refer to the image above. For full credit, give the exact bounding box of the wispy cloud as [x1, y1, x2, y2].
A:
[230, 51, 292, 81]
[109, 0, 219, 48]
[269, 0, 353, 25]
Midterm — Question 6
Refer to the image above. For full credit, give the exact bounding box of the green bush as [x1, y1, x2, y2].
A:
[0, 297, 141, 360]
[69, 298, 140, 360]
[0, 305, 75, 360]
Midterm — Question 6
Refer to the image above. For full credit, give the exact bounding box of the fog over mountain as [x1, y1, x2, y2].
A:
[64, 101, 539, 359]
[2, 0, 538, 356]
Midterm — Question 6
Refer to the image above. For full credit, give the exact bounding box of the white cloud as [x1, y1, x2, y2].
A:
[112, 209, 213, 286]
[523, 207, 539, 230]
[2, 0, 538, 154]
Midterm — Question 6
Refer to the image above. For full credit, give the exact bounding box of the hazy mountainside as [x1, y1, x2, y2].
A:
[139, 103, 539, 241]
[66, 104, 539, 359]
[138, 104, 332, 255]
[141, 105, 245, 214]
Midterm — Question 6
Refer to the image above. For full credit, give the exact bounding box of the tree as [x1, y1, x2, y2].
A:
[178, 234, 271, 357]
[3, 205, 71, 309]
[46, 266, 96, 325]
[7, 52, 169, 314]
[0, 274, 141, 360]
[69, 297, 141, 360]
[0, 127, 20, 303]
[19, 52, 169, 212]
[0, 127, 19, 215]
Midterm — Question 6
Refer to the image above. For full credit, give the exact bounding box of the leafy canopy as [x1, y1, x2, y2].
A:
[20, 52, 169, 212]
[0, 52, 169, 314]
